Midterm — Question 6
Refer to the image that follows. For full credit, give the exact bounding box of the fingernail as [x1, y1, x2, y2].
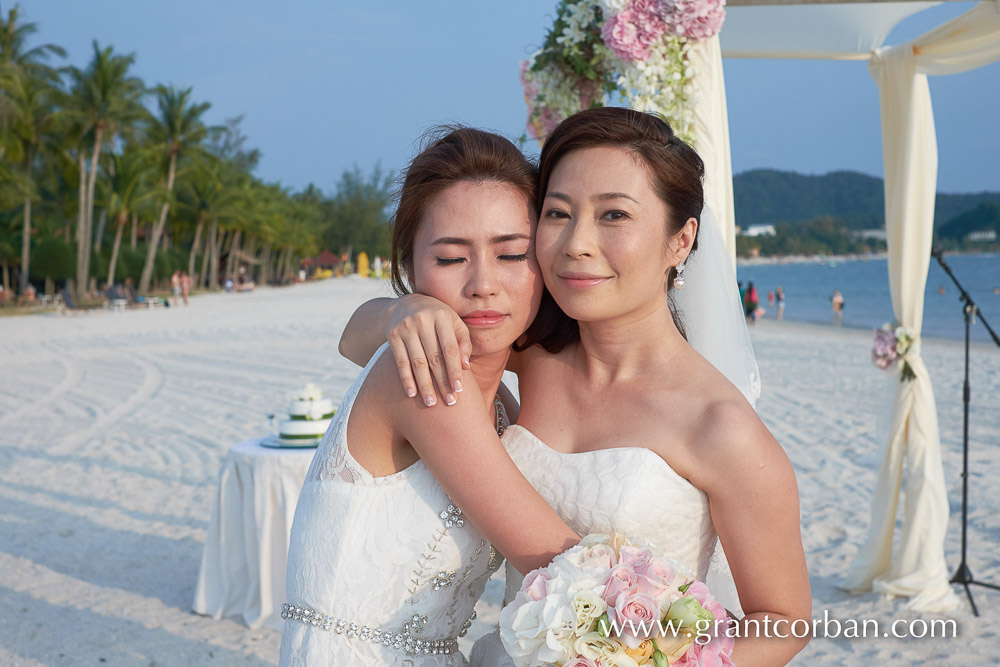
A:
[406, 387, 417, 398]
[425, 395, 437, 407]
[454, 380, 463, 392]
[445, 394, 456, 406]
[462, 354, 470, 368]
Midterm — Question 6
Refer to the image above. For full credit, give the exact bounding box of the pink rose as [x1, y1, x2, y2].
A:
[602, 563, 638, 605]
[610, 591, 661, 649]
[563, 657, 600, 667]
[618, 545, 653, 570]
[635, 572, 679, 609]
[579, 543, 617, 571]
[672, 581, 735, 666]
[521, 568, 551, 602]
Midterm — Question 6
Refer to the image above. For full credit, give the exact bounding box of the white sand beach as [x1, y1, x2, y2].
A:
[1, 278, 998, 666]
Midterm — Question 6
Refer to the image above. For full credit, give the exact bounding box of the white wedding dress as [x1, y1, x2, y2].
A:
[470, 424, 724, 667]
[280, 346, 505, 666]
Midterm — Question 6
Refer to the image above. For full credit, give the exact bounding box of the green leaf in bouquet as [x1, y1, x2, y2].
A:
[597, 612, 611, 638]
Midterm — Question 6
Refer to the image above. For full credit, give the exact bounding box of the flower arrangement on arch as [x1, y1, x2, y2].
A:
[500, 534, 734, 666]
[872, 322, 917, 382]
[520, 0, 727, 144]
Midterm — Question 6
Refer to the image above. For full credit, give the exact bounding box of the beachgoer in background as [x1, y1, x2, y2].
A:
[832, 289, 845, 324]
[181, 271, 192, 305]
[776, 286, 785, 320]
[744, 281, 760, 323]
[171, 271, 181, 307]
[372, 255, 383, 279]
[993, 287, 998, 295]
[939, 285, 945, 295]
[24, 284, 36, 302]
[738, 281, 745, 308]
[224, 278, 234, 292]
[768, 290, 775, 308]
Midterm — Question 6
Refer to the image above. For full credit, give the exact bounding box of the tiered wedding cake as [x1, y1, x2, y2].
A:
[275, 383, 336, 444]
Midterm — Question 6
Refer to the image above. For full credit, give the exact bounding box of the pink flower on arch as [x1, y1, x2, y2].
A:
[601, 0, 669, 61]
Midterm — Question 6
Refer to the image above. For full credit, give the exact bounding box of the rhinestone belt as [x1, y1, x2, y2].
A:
[281, 603, 460, 656]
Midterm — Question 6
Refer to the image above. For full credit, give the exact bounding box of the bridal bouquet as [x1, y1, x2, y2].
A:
[500, 534, 734, 666]
[871, 322, 917, 382]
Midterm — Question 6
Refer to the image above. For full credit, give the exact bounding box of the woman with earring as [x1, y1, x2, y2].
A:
[341, 108, 811, 666]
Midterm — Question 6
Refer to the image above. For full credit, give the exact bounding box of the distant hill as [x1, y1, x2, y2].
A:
[733, 169, 1000, 230]
[937, 202, 1000, 241]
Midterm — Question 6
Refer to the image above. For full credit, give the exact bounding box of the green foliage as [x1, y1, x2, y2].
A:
[733, 169, 1000, 231]
[321, 164, 394, 259]
[736, 217, 886, 258]
[30, 235, 73, 281]
[118, 246, 145, 282]
[937, 202, 1000, 241]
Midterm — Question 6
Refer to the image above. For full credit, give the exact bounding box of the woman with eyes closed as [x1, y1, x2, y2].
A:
[340, 108, 812, 666]
[280, 127, 582, 666]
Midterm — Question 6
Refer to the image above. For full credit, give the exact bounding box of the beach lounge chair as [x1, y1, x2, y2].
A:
[105, 285, 129, 312]
[58, 287, 100, 315]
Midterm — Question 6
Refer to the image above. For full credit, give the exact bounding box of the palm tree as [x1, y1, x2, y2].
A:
[0, 5, 65, 162]
[8, 73, 62, 295]
[138, 85, 212, 294]
[101, 149, 158, 286]
[176, 159, 242, 283]
[66, 41, 145, 296]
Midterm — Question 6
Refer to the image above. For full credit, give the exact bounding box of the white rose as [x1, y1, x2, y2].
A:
[572, 589, 608, 635]
[574, 632, 640, 667]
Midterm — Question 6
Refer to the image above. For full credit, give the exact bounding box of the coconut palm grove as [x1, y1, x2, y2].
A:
[0, 6, 392, 308]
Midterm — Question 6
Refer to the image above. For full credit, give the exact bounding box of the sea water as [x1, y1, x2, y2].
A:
[736, 253, 1000, 343]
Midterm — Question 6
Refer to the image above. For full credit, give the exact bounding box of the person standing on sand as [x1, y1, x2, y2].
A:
[776, 286, 785, 320]
[744, 281, 760, 323]
[832, 289, 844, 324]
[171, 271, 181, 307]
[180, 271, 191, 306]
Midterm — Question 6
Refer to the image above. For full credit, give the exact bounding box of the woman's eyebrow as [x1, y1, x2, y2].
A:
[545, 191, 638, 204]
[431, 234, 530, 246]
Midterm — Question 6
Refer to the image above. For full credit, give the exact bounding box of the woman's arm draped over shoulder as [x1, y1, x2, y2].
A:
[698, 402, 812, 667]
[370, 356, 579, 573]
[339, 297, 397, 366]
[339, 294, 474, 406]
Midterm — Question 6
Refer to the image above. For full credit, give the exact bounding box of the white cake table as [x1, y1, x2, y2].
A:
[192, 437, 316, 630]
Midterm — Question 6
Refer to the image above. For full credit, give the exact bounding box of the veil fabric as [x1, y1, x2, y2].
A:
[672, 206, 760, 616]
[672, 206, 761, 408]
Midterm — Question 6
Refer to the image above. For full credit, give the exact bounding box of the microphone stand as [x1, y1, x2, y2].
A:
[933, 250, 1000, 616]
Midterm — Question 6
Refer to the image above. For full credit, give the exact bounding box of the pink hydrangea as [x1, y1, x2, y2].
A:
[601, 0, 669, 61]
[665, 0, 726, 41]
[872, 327, 898, 370]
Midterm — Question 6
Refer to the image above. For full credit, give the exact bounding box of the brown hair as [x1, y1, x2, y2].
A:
[520, 107, 705, 353]
[389, 126, 538, 295]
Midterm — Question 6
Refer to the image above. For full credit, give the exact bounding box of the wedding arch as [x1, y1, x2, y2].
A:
[521, 0, 1000, 613]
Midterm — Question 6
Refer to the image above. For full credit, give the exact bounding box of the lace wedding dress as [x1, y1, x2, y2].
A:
[470, 424, 727, 667]
[280, 346, 505, 666]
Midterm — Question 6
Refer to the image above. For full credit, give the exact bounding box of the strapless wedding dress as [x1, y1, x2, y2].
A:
[471, 424, 731, 666]
[280, 346, 504, 666]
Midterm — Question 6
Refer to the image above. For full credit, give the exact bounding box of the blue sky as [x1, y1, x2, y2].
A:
[20, 0, 1000, 193]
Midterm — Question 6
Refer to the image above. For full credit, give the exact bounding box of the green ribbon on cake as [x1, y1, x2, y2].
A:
[288, 411, 336, 421]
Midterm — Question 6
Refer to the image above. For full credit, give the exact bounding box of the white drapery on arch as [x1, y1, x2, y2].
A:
[717, 0, 999, 612]
[841, 0, 1000, 613]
